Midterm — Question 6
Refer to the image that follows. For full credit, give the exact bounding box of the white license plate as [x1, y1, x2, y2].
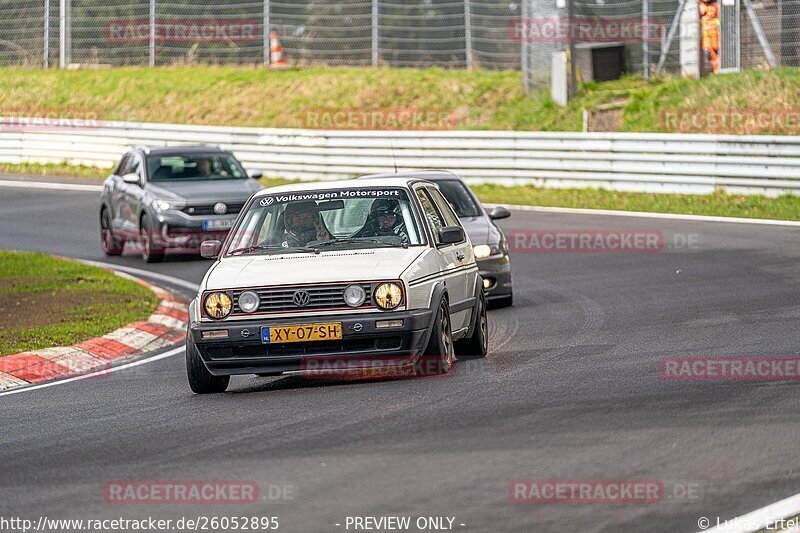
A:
[203, 219, 234, 231]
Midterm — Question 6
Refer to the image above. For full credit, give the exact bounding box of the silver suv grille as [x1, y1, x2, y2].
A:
[231, 283, 374, 315]
[182, 203, 245, 216]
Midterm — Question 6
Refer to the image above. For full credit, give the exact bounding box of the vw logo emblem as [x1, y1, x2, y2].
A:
[292, 290, 311, 307]
[260, 197, 275, 207]
[213, 202, 228, 215]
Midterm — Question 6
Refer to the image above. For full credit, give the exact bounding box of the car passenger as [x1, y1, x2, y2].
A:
[355, 199, 408, 243]
[280, 201, 332, 247]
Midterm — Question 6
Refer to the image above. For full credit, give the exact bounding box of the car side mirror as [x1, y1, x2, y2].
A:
[438, 226, 465, 245]
[489, 206, 511, 220]
[249, 171, 263, 179]
[122, 173, 141, 186]
[200, 240, 222, 259]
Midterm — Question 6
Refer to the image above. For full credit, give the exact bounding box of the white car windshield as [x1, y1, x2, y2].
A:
[225, 188, 424, 256]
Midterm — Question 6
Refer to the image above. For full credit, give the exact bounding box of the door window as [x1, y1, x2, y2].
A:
[427, 187, 462, 229]
[415, 188, 444, 245]
[115, 155, 130, 176]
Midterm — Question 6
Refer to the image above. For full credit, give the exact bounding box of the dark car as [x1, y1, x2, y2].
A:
[99, 146, 263, 262]
[358, 171, 513, 307]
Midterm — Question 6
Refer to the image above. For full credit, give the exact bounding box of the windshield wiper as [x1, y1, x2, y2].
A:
[227, 245, 319, 256]
[313, 238, 408, 249]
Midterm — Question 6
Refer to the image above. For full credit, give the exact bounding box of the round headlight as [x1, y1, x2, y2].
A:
[204, 292, 232, 319]
[374, 282, 403, 310]
[343, 284, 366, 307]
[473, 244, 492, 259]
[238, 290, 260, 313]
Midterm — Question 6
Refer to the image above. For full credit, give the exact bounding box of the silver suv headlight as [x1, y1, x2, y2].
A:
[474, 244, 501, 259]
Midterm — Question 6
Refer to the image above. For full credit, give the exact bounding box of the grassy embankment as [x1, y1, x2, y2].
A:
[2, 66, 799, 220]
[0, 252, 158, 356]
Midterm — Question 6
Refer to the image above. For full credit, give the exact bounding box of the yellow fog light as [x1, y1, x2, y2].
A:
[204, 292, 232, 319]
[374, 282, 403, 310]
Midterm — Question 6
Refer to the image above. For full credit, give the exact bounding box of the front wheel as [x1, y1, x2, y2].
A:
[140, 216, 165, 263]
[455, 290, 488, 359]
[100, 209, 123, 256]
[417, 298, 455, 376]
[186, 334, 229, 394]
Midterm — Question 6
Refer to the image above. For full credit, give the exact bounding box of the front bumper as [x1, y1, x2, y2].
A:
[190, 309, 434, 376]
[153, 212, 238, 250]
[477, 254, 513, 300]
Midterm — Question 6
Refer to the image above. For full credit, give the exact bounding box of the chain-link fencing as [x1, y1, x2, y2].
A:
[0, 0, 799, 94]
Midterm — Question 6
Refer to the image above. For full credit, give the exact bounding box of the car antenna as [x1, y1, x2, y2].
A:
[391, 141, 398, 173]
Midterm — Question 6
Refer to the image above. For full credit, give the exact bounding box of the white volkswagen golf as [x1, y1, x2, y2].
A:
[186, 177, 488, 394]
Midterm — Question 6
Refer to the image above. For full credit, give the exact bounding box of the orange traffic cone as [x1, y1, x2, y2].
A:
[270, 31, 289, 68]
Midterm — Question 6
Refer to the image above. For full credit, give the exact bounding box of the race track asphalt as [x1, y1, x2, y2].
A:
[1, 184, 800, 532]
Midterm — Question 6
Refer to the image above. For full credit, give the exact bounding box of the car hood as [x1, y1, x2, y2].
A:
[460, 216, 499, 245]
[147, 179, 262, 203]
[204, 247, 426, 290]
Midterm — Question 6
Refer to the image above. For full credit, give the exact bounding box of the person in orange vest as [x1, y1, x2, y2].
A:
[700, 0, 721, 73]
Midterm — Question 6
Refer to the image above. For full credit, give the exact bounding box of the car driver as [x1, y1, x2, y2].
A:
[355, 199, 408, 243]
[281, 201, 332, 247]
[197, 158, 213, 177]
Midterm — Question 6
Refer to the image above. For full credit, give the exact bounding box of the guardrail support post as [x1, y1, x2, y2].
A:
[263, 0, 270, 66]
[58, 0, 65, 68]
[567, 0, 576, 99]
[521, 0, 529, 93]
[465, 0, 473, 69]
[372, 0, 379, 66]
[643, 0, 650, 78]
[149, 0, 155, 67]
[44, 0, 50, 68]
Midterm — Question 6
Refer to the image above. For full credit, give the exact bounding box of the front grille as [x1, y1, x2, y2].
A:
[231, 283, 374, 315]
[182, 202, 245, 216]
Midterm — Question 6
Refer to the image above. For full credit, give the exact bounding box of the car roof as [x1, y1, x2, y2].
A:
[257, 176, 431, 197]
[133, 145, 231, 157]
[357, 170, 463, 182]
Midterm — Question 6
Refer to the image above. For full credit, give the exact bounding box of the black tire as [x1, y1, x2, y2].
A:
[140, 216, 165, 263]
[455, 290, 488, 359]
[186, 334, 229, 394]
[100, 209, 123, 256]
[417, 298, 455, 376]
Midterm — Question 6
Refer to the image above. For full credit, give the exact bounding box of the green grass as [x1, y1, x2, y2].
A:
[0, 252, 158, 356]
[470, 184, 800, 221]
[2, 65, 798, 133]
[0, 162, 113, 180]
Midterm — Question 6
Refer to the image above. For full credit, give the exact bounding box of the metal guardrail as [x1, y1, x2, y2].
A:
[2, 120, 800, 196]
